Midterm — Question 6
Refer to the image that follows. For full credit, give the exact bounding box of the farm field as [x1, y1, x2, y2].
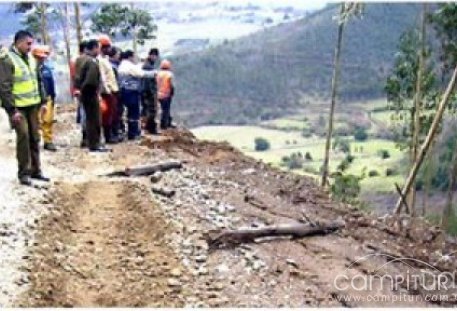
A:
[192, 99, 407, 198]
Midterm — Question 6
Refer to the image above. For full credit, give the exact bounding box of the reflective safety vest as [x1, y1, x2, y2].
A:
[157, 70, 173, 100]
[8, 50, 41, 107]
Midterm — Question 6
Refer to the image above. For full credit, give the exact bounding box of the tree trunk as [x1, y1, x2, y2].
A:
[39, 2, 50, 45]
[73, 2, 83, 47]
[422, 150, 434, 216]
[442, 147, 457, 230]
[61, 3, 72, 95]
[321, 4, 345, 187]
[394, 65, 457, 214]
[409, 3, 428, 216]
[130, 3, 138, 57]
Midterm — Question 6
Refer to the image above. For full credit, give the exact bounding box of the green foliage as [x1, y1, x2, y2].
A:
[15, 3, 54, 42]
[368, 170, 380, 177]
[417, 120, 457, 190]
[386, 167, 398, 176]
[91, 4, 157, 45]
[427, 210, 457, 236]
[305, 152, 313, 161]
[385, 28, 439, 151]
[353, 127, 368, 141]
[430, 4, 457, 70]
[333, 137, 351, 153]
[331, 173, 362, 204]
[337, 154, 355, 172]
[254, 137, 271, 151]
[378, 149, 391, 159]
[281, 152, 305, 170]
[301, 127, 313, 138]
[330, 150, 364, 204]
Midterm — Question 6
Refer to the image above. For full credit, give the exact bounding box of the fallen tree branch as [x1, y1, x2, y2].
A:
[206, 221, 345, 250]
[104, 160, 183, 177]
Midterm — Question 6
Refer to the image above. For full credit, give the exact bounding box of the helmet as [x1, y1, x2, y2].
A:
[160, 59, 172, 70]
[98, 34, 112, 46]
[32, 45, 50, 58]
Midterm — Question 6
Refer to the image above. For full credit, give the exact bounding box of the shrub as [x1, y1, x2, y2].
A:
[305, 152, 313, 161]
[254, 137, 271, 151]
[301, 127, 313, 138]
[354, 127, 368, 141]
[386, 168, 398, 176]
[288, 156, 303, 170]
[331, 174, 362, 204]
[368, 170, 380, 177]
[378, 149, 391, 159]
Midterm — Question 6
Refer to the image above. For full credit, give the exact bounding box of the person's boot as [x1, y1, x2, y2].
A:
[19, 175, 32, 186]
[145, 118, 159, 135]
[30, 173, 50, 182]
[89, 146, 112, 153]
[105, 126, 119, 144]
[44, 142, 58, 152]
[81, 131, 88, 148]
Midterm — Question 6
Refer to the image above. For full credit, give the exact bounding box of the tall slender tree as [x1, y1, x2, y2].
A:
[74, 2, 83, 47]
[321, 3, 363, 187]
[15, 2, 52, 44]
[91, 3, 157, 53]
[393, 66, 457, 214]
[410, 4, 428, 215]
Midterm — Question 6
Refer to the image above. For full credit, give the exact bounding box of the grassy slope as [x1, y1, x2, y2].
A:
[192, 100, 406, 195]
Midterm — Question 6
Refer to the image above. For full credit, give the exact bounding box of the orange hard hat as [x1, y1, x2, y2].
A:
[32, 45, 50, 58]
[160, 59, 172, 70]
[98, 34, 112, 46]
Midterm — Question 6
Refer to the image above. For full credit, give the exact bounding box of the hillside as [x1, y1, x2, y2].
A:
[173, 3, 422, 126]
[1, 105, 457, 307]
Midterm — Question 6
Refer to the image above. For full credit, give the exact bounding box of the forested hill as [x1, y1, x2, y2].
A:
[173, 3, 422, 126]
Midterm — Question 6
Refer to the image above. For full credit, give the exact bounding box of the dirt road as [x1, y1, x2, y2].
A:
[2, 107, 457, 307]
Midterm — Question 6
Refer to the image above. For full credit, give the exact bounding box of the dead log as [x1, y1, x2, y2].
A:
[206, 221, 345, 250]
[105, 160, 182, 177]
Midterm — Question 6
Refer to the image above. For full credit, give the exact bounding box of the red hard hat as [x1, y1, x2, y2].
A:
[98, 34, 112, 46]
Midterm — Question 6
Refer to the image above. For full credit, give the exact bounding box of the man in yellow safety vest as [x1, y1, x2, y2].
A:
[0, 30, 50, 186]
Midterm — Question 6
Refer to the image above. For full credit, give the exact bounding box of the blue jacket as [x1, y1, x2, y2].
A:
[39, 61, 56, 100]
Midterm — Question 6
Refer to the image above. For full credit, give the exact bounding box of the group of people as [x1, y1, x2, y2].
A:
[0, 30, 175, 186]
[73, 34, 176, 152]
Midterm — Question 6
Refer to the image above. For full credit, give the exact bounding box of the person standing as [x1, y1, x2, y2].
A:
[118, 50, 156, 140]
[108, 46, 124, 140]
[98, 35, 119, 144]
[157, 59, 175, 130]
[0, 30, 50, 185]
[74, 39, 109, 152]
[142, 48, 160, 135]
[32, 45, 57, 152]
[72, 41, 88, 148]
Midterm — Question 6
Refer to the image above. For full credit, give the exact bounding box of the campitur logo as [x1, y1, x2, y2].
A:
[332, 252, 457, 303]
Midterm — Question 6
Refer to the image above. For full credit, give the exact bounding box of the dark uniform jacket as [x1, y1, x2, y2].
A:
[142, 60, 157, 95]
[74, 54, 101, 97]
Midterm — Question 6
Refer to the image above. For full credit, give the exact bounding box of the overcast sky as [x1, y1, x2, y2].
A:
[172, 0, 327, 10]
